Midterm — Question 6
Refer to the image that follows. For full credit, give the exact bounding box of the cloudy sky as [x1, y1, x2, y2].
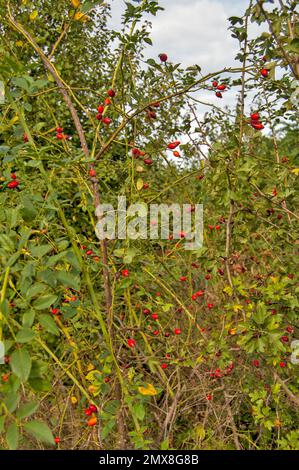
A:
[109, 0, 262, 71]
[108, 0, 265, 113]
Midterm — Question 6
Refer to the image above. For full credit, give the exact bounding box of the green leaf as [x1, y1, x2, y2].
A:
[4, 393, 19, 413]
[26, 283, 48, 300]
[0, 415, 6, 433]
[56, 271, 80, 291]
[16, 401, 39, 420]
[33, 294, 58, 310]
[22, 310, 36, 328]
[10, 349, 32, 382]
[160, 438, 169, 450]
[133, 402, 145, 421]
[81, 0, 104, 13]
[16, 328, 36, 343]
[24, 420, 55, 445]
[39, 314, 60, 336]
[29, 377, 51, 392]
[30, 244, 53, 258]
[6, 422, 19, 450]
[0, 234, 15, 252]
[12, 76, 30, 91]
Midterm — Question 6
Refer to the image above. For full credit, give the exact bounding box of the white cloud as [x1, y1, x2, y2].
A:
[108, 1, 266, 115]
[146, 0, 238, 72]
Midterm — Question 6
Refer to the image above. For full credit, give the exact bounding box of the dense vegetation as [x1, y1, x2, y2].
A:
[0, 0, 298, 450]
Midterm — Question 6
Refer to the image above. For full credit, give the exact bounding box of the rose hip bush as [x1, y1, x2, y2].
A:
[0, 0, 298, 450]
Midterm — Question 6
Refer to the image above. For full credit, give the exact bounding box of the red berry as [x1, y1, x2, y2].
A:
[280, 335, 288, 343]
[132, 148, 141, 157]
[217, 84, 226, 91]
[96, 113, 103, 120]
[153, 330, 159, 336]
[10, 173, 17, 179]
[167, 141, 180, 150]
[121, 269, 129, 277]
[215, 92, 222, 98]
[89, 169, 96, 177]
[56, 133, 64, 139]
[144, 158, 153, 166]
[56, 127, 63, 133]
[206, 394, 212, 401]
[107, 89, 115, 97]
[159, 53, 168, 62]
[261, 68, 269, 77]
[7, 180, 19, 189]
[148, 111, 157, 119]
[143, 183, 149, 189]
[279, 361, 286, 368]
[286, 326, 294, 334]
[104, 98, 111, 106]
[156, 292, 161, 297]
[97, 105, 104, 113]
[174, 328, 181, 335]
[252, 359, 260, 368]
[151, 313, 158, 320]
[23, 133, 29, 142]
[180, 276, 187, 282]
[102, 117, 111, 125]
[143, 308, 150, 315]
[87, 417, 97, 427]
[250, 112, 260, 121]
[207, 303, 214, 309]
[196, 290, 204, 297]
[171, 151, 180, 159]
[127, 338, 135, 348]
[54, 437, 60, 444]
[84, 408, 92, 416]
[205, 274, 211, 280]
[86, 249, 93, 255]
[212, 81, 218, 87]
[251, 122, 264, 130]
[51, 308, 59, 315]
[215, 225, 220, 230]
[89, 404, 97, 413]
[161, 363, 168, 369]
[165, 332, 170, 337]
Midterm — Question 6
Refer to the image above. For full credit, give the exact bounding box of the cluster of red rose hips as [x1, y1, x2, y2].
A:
[96, 89, 115, 125]
[212, 80, 227, 98]
[50, 290, 78, 316]
[191, 290, 204, 301]
[84, 403, 98, 427]
[209, 362, 234, 379]
[167, 140, 181, 158]
[6, 172, 19, 189]
[81, 244, 100, 263]
[249, 112, 264, 131]
[55, 126, 71, 140]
